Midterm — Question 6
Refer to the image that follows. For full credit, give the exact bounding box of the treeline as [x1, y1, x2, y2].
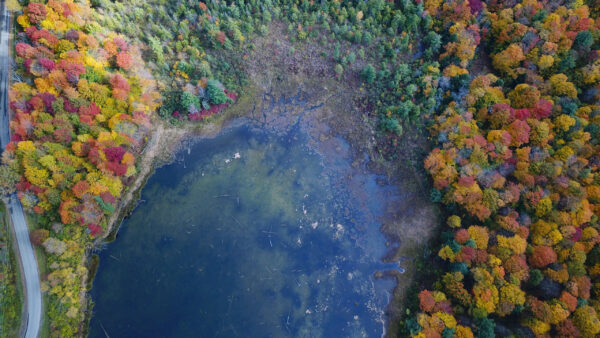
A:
[94, 0, 441, 135]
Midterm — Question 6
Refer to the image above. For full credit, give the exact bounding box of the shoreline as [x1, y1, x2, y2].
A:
[80, 21, 440, 336]
[80, 85, 260, 335]
[81, 72, 439, 337]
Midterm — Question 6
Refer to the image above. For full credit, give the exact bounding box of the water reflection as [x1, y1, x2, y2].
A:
[89, 124, 399, 338]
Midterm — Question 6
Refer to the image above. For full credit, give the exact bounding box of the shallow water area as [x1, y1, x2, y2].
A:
[89, 116, 402, 337]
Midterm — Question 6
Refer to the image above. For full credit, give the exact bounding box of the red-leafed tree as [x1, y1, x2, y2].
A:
[529, 246, 557, 268]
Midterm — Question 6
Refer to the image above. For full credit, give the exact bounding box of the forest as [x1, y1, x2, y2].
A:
[7, 0, 161, 334]
[2, 0, 600, 337]
[89, 0, 440, 138]
[406, 1, 600, 337]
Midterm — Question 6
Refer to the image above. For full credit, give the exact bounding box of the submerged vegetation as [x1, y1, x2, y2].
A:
[89, 125, 396, 337]
[3, 0, 600, 336]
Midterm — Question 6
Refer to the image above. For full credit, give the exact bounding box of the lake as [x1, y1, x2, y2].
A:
[88, 122, 401, 337]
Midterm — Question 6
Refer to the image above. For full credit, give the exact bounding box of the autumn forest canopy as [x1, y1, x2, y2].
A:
[4, 0, 600, 337]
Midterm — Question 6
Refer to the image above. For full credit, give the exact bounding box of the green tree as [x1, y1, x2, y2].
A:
[207, 79, 232, 105]
[347, 52, 356, 64]
[424, 31, 442, 58]
[0, 165, 19, 196]
[362, 64, 376, 84]
[333, 42, 341, 60]
[475, 317, 496, 338]
[148, 35, 165, 64]
[574, 30, 594, 50]
[334, 63, 344, 77]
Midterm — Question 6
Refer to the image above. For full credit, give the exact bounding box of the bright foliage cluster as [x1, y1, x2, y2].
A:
[406, 0, 600, 337]
[5, 1, 159, 336]
[94, 0, 239, 122]
[95, 0, 437, 130]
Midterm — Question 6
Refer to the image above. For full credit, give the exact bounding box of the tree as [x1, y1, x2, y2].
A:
[555, 319, 581, 338]
[180, 91, 200, 113]
[362, 64, 375, 83]
[492, 44, 525, 77]
[42, 237, 67, 255]
[548, 74, 577, 98]
[347, 52, 356, 64]
[507, 84, 540, 109]
[333, 42, 341, 60]
[573, 306, 600, 337]
[206, 79, 231, 105]
[30, 229, 49, 246]
[334, 63, 344, 77]
[148, 36, 165, 64]
[418, 290, 436, 312]
[26, 3, 47, 24]
[424, 31, 442, 58]
[0, 165, 19, 196]
[528, 269, 543, 286]
[574, 30, 593, 50]
[116, 52, 132, 70]
[447, 215, 461, 228]
[475, 317, 495, 338]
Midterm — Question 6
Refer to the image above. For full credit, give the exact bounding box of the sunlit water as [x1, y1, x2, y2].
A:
[89, 123, 400, 337]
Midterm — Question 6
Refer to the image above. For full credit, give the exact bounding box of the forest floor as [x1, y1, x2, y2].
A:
[87, 23, 440, 337]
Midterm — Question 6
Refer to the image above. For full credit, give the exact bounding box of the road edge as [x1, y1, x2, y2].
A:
[1, 2, 43, 338]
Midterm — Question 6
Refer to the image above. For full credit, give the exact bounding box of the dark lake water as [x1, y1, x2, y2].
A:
[88, 123, 400, 338]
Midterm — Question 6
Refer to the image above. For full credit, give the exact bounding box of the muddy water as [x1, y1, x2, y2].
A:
[89, 93, 403, 337]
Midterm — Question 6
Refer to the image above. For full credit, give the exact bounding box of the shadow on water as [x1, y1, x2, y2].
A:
[89, 89, 403, 338]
